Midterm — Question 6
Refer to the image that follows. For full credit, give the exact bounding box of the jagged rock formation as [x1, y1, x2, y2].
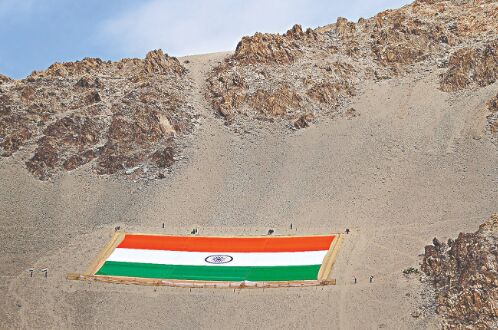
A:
[207, 23, 359, 123]
[207, 0, 498, 125]
[234, 25, 320, 65]
[0, 49, 194, 180]
[422, 214, 498, 329]
[1, 1, 497, 181]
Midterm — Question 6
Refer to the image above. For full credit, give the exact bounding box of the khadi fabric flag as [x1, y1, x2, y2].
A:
[94, 234, 336, 282]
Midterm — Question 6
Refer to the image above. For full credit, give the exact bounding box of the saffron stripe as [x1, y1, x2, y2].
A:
[117, 235, 335, 252]
[96, 261, 322, 281]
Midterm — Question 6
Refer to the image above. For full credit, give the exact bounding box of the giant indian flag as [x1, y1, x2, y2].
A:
[92, 234, 338, 282]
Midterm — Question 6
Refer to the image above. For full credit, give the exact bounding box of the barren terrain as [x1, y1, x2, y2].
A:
[1, 51, 497, 328]
[1, 0, 498, 329]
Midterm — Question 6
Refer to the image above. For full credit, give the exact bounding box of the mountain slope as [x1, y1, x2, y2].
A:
[0, 1, 497, 329]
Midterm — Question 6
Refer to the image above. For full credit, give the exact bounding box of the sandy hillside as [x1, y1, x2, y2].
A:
[1, 0, 498, 328]
[0, 48, 497, 329]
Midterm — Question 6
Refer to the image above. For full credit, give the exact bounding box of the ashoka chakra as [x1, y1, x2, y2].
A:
[205, 255, 233, 264]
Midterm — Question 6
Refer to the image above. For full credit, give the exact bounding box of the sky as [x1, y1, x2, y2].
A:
[0, 0, 412, 79]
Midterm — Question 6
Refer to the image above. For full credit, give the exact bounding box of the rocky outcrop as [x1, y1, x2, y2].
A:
[234, 24, 319, 65]
[489, 94, 498, 114]
[248, 85, 302, 116]
[0, 92, 33, 157]
[441, 40, 498, 91]
[487, 92, 498, 141]
[25, 115, 104, 177]
[2, 1, 498, 179]
[0, 74, 12, 84]
[371, 11, 452, 67]
[207, 0, 498, 127]
[143, 50, 186, 75]
[293, 113, 315, 129]
[30, 50, 186, 79]
[421, 214, 498, 329]
[208, 21, 360, 123]
[0, 49, 194, 180]
[208, 57, 357, 123]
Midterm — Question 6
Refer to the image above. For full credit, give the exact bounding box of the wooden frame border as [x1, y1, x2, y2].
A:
[69, 231, 343, 288]
[84, 231, 125, 275]
[317, 234, 343, 281]
[66, 274, 336, 288]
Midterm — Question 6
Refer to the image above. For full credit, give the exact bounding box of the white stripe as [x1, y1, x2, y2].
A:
[107, 248, 328, 267]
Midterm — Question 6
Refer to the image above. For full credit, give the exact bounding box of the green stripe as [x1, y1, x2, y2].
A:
[96, 261, 321, 281]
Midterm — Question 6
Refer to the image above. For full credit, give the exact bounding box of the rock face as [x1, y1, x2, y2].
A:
[1, 1, 498, 181]
[488, 92, 498, 143]
[0, 49, 193, 180]
[207, 0, 498, 126]
[234, 24, 320, 65]
[421, 214, 498, 329]
[0, 74, 11, 84]
[207, 22, 359, 123]
[441, 40, 498, 91]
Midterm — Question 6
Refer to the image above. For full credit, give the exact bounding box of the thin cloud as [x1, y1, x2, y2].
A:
[100, 0, 308, 57]
[0, 0, 412, 77]
[100, 0, 411, 58]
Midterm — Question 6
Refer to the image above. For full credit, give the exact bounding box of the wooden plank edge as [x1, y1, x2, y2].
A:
[84, 231, 125, 275]
[317, 234, 344, 281]
[66, 273, 336, 288]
